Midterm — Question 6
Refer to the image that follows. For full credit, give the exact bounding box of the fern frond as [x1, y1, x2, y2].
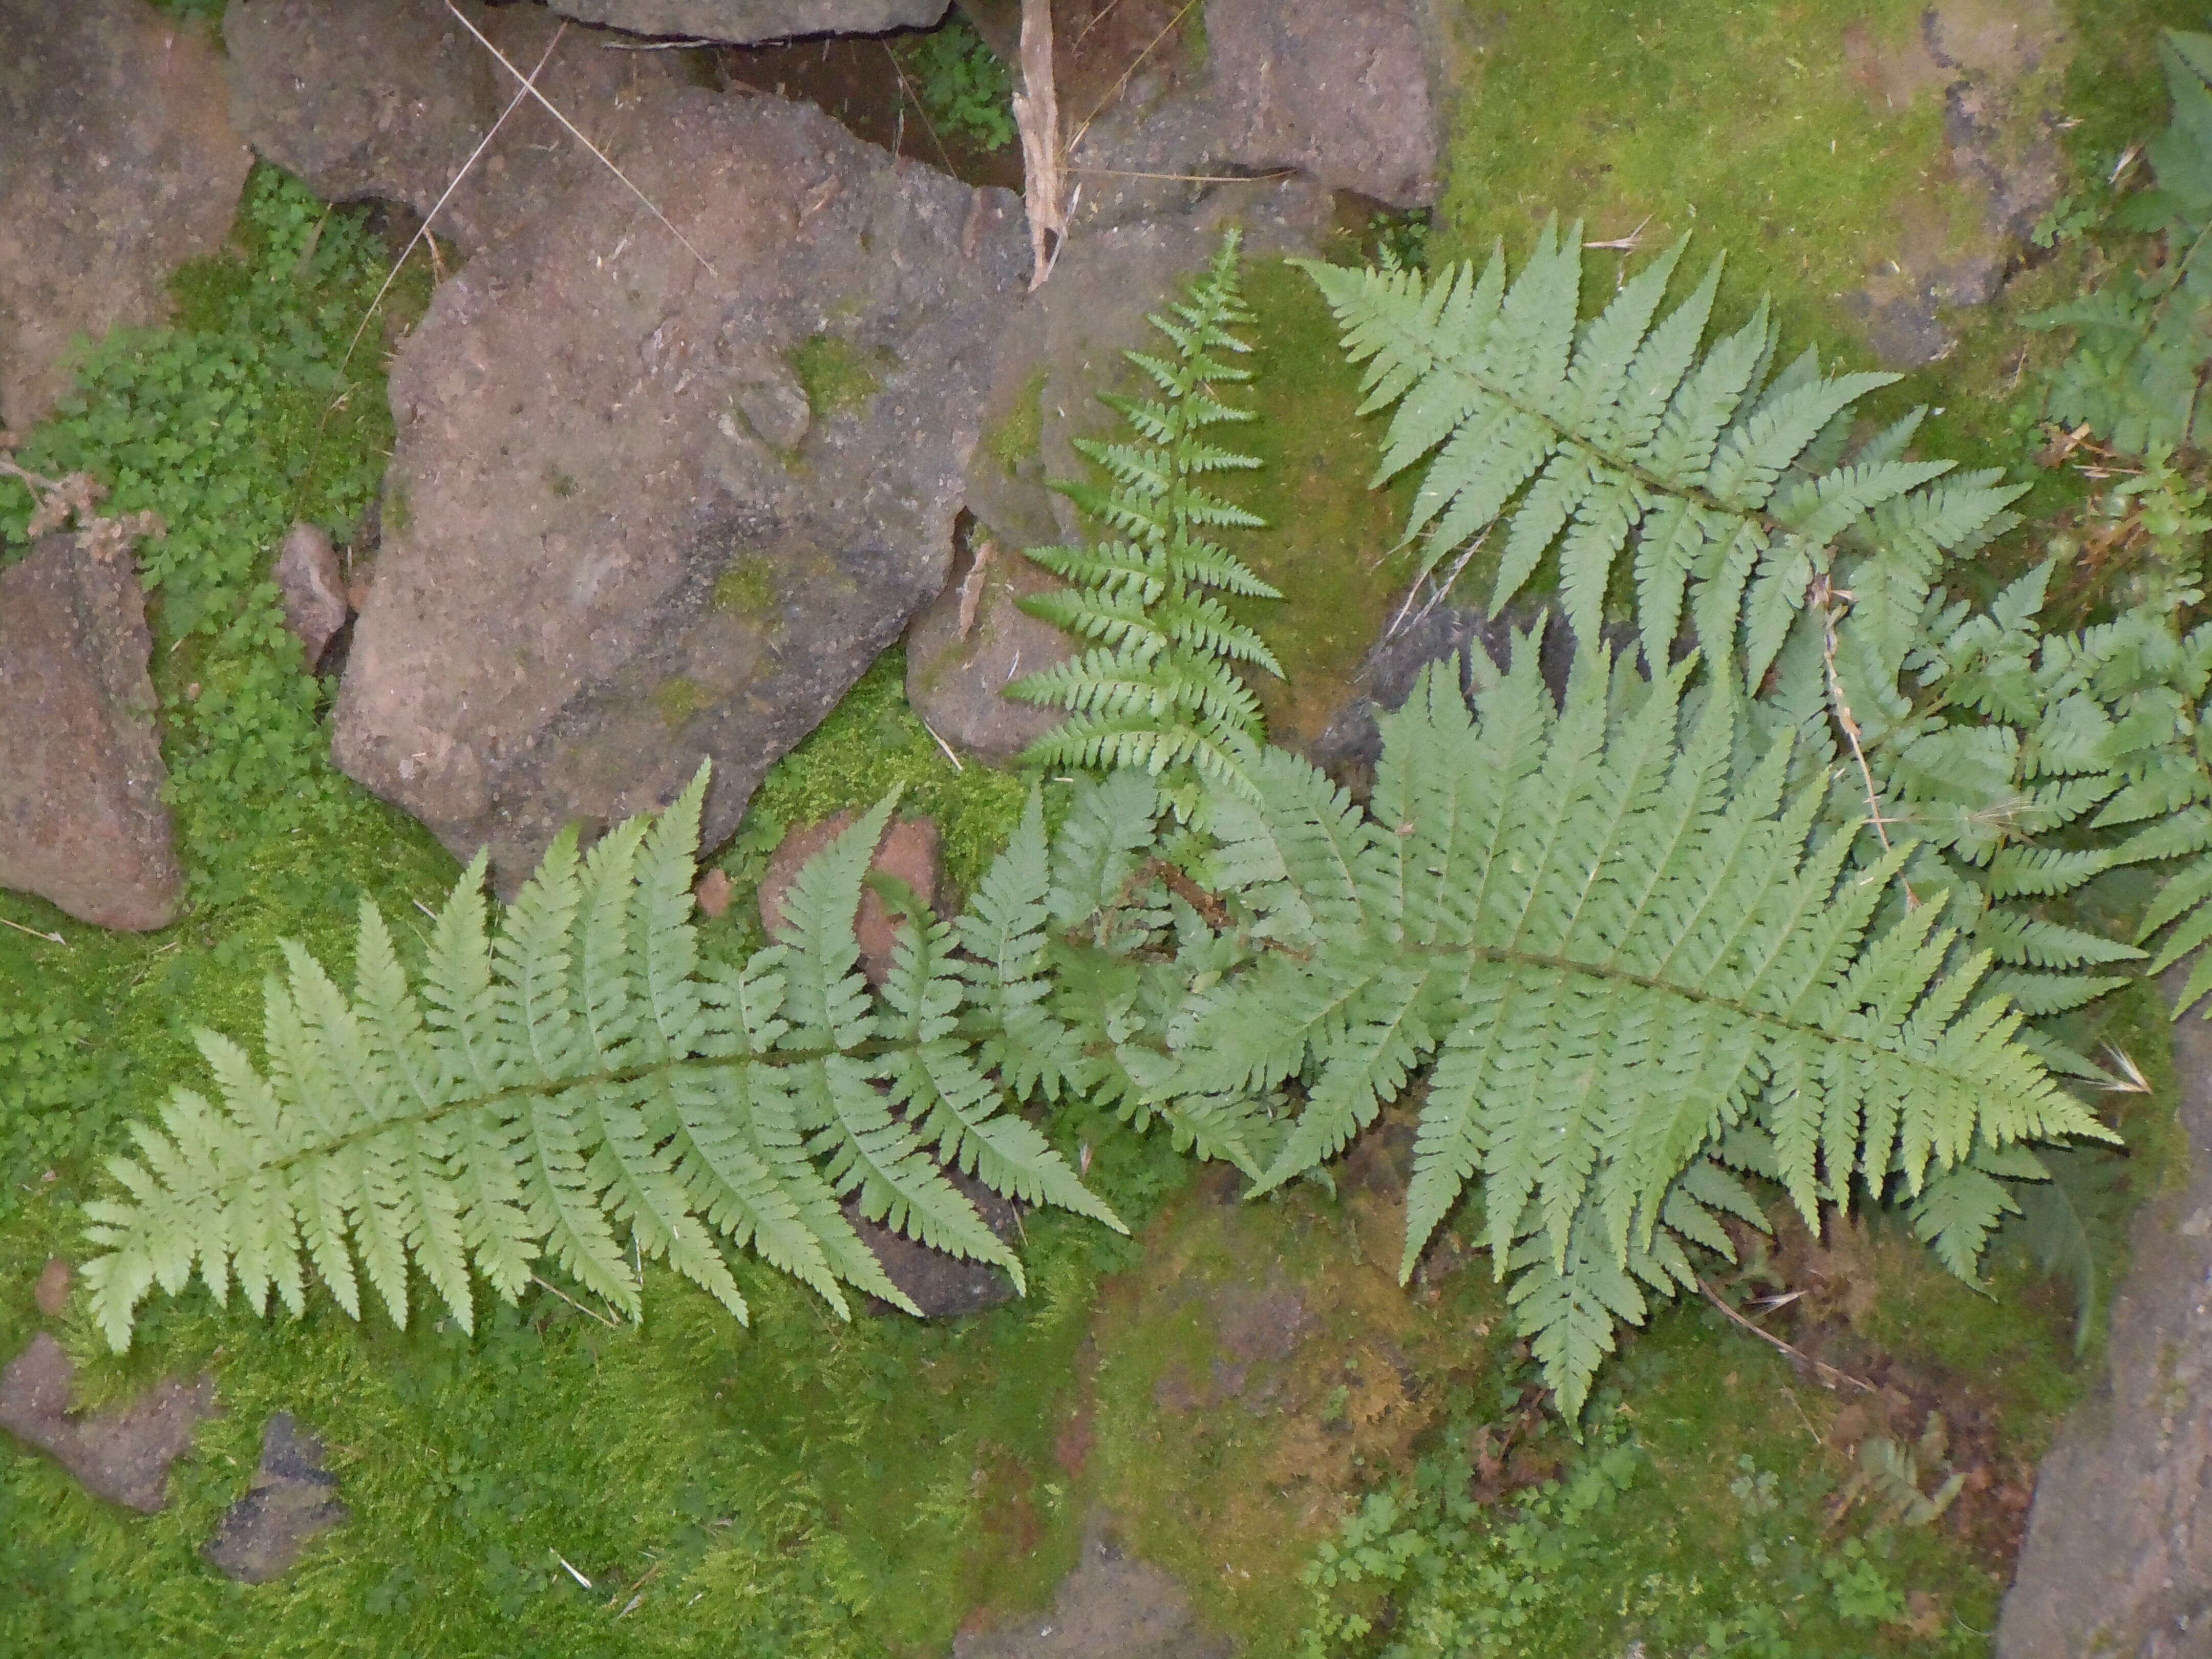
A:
[81, 768, 1122, 1351]
[1163, 640, 2112, 1415]
[1302, 235, 2025, 666]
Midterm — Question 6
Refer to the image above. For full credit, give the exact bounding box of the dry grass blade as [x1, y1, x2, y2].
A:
[442, 0, 719, 279]
[1698, 1278, 1877, 1393]
[339, 24, 568, 374]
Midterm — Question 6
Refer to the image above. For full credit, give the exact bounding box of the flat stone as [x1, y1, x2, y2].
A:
[1065, 0, 1442, 230]
[0, 1333, 217, 1513]
[0, 0, 252, 429]
[903, 534, 1073, 764]
[222, 0, 686, 259]
[201, 1412, 349, 1583]
[543, 0, 950, 46]
[331, 88, 1028, 892]
[851, 1166, 1019, 1320]
[0, 534, 183, 931]
[955, 1511, 1233, 1658]
[757, 810, 942, 987]
[32, 1259, 69, 1319]
[272, 521, 348, 671]
[1997, 969, 2212, 1656]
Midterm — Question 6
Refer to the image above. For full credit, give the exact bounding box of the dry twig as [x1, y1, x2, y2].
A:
[1011, 0, 1068, 288]
[1698, 1278, 1877, 1393]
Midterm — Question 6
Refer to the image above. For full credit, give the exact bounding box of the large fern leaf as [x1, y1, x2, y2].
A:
[80, 768, 1124, 1351]
[1162, 631, 2114, 1417]
[1302, 229, 2024, 685]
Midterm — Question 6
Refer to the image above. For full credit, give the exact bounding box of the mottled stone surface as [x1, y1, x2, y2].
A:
[223, 0, 684, 258]
[332, 88, 1027, 891]
[903, 535, 1072, 764]
[0, 0, 252, 428]
[0, 1333, 216, 1513]
[955, 1511, 1233, 1658]
[0, 535, 182, 931]
[1998, 975, 2212, 1657]
[1066, 0, 1442, 228]
[546, 0, 949, 44]
[202, 1413, 349, 1583]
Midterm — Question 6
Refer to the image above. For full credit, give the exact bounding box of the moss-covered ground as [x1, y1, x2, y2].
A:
[4, 1, 2209, 1651]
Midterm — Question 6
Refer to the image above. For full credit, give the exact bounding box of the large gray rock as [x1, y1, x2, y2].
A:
[0, 535, 182, 931]
[1998, 975, 2212, 1657]
[546, 0, 949, 43]
[223, 0, 684, 258]
[0, 0, 253, 430]
[334, 89, 1028, 889]
[1066, 0, 1443, 231]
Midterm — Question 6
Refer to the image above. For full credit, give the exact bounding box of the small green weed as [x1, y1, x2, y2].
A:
[0, 164, 432, 908]
[895, 13, 1017, 153]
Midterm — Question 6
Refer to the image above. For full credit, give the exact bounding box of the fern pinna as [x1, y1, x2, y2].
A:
[1012, 230, 1282, 810]
[80, 769, 1125, 1350]
[1302, 229, 2024, 688]
[1162, 633, 2113, 1417]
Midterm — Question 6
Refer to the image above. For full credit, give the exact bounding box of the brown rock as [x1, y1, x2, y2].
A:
[271, 521, 348, 671]
[693, 866, 734, 919]
[758, 811, 941, 987]
[0, 0, 253, 429]
[904, 537, 1074, 764]
[32, 1258, 69, 1319]
[0, 1332, 217, 1512]
[955, 1510, 1233, 1659]
[201, 1412, 348, 1583]
[0, 534, 183, 931]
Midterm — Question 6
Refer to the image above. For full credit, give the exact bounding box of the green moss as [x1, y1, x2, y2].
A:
[544, 466, 579, 500]
[730, 648, 1028, 898]
[1225, 259, 1419, 743]
[382, 476, 411, 539]
[787, 333, 891, 417]
[986, 369, 1050, 475]
[710, 558, 778, 618]
[652, 675, 710, 730]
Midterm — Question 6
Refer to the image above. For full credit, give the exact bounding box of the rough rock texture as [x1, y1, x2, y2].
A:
[1839, 0, 2067, 367]
[903, 533, 1072, 763]
[272, 521, 349, 671]
[222, 0, 685, 258]
[757, 810, 942, 987]
[202, 1413, 349, 1583]
[0, 535, 183, 931]
[854, 1167, 1019, 1320]
[0, 0, 253, 429]
[0, 1333, 217, 1513]
[333, 89, 1028, 891]
[1066, 0, 1442, 229]
[955, 1511, 1233, 1658]
[965, 180, 1332, 552]
[1997, 975, 2212, 1657]
[546, 0, 949, 45]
